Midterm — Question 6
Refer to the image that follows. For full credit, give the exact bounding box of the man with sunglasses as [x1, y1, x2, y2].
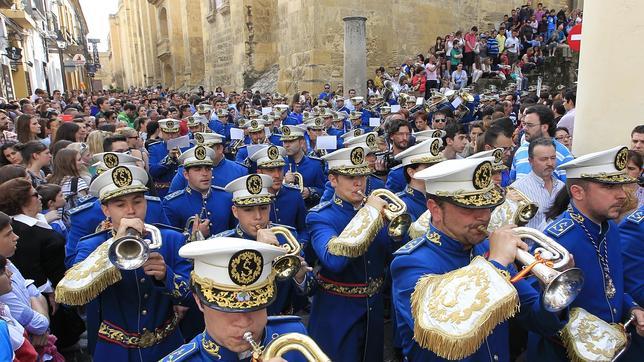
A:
[431, 110, 449, 130]
[319, 83, 332, 101]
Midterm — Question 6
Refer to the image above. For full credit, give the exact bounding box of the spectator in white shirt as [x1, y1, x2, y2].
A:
[510, 137, 565, 231]
[557, 88, 576, 136]
[505, 29, 521, 64]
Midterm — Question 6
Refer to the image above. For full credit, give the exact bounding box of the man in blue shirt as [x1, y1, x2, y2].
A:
[318, 83, 332, 101]
[281, 125, 326, 208]
[511, 105, 573, 182]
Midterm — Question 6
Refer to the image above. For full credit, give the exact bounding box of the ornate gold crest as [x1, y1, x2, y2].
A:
[195, 133, 204, 144]
[493, 148, 503, 164]
[430, 139, 441, 156]
[354, 129, 363, 137]
[195, 146, 207, 160]
[473, 161, 493, 190]
[166, 120, 174, 129]
[350, 147, 365, 165]
[314, 118, 323, 126]
[366, 133, 376, 148]
[281, 126, 291, 136]
[217, 109, 225, 116]
[111, 166, 133, 188]
[246, 174, 263, 195]
[432, 130, 442, 138]
[250, 120, 259, 129]
[267, 146, 279, 160]
[614, 147, 628, 171]
[228, 249, 263, 286]
[187, 116, 195, 124]
[103, 153, 119, 169]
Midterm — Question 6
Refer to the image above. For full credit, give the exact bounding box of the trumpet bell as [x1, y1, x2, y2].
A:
[273, 255, 302, 281]
[541, 267, 584, 312]
[109, 236, 150, 270]
[388, 213, 412, 242]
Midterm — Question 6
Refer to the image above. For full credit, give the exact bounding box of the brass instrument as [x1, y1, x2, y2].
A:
[487, 187, 538, 232]
[358, 189, 412, 242]
[108, 224, 163, 270]
[478, 226, 584, 312]
[267, 226, 302, 280]
[243, 331, 331, 362]
[230, 138, 245, 155]
[382, 80, 399, 102]
[169, 147, 181, 160]
[287, 164, 304, 192]
[184, 215, 206, 242]
[611, 314, 636, 362]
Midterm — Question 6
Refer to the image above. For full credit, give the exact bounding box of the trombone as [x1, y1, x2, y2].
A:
[478, 225, 584, 312]
[108, 224, 163, 270]
[358, 189, 412, 242]
[244, 331, 330, 362]
[185, 214, 206, 242]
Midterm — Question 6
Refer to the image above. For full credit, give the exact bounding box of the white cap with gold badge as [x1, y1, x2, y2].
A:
[241, 118, 265, 133]
[249, 145, 286, 169]
[158, 119, 180, 133]
[557, 146, 635, 184]
[178, 145, 214, 168]
[395, 138, 445, 166]
[186, 114, 209, 128]
[179, 237, 286, 312]
[89, 164, 149, 202]
[413, 158, 504, 208]
[280, 125, 306, 141]
[467, 148, 507, 171]
[192, 132, 225, 146]
[340, 128, 363, 141]
[344, 131, 379, 153]
[90, 152, 142, 174]
[196, 103, 213, 114]
[414, 129, 446, 143]
[224, 174, 274, 206]
[322, 146, 371, 176]
[304, 117, 326, 130]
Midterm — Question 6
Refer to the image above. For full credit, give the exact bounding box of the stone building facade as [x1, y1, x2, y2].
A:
[109, 0, 570, 95]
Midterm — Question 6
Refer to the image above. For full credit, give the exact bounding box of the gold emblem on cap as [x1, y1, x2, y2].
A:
[187, 116, 195, 124]
[246, 174, 263, 195]
[366, 133, 376, 148]
[314, 118, 322, 126]
[267, 146, 279, 160]
[195, 133, 204, 144]
[432, 130, 442, 138]
[493, 149, 503, 164]
[430, 139, 441, 156]
[195, 146, 207, 160]
[354, 129, 363, 137]
[228, 249, 263, 286]
[281, 126, 291, 136]
[165, 120, 174, 128]
[103, 153, 119, 169]
[250, 120, 258, 129]
[111, 166, 133, 188]
[614, 147, 628, 171]
[473, 161, 493, 190]
[350, 147, 365, 165]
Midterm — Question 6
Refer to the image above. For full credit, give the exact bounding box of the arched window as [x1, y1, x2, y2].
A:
[158, 7, 168, 38]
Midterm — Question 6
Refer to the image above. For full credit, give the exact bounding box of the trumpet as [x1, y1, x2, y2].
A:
[108, 224, 163, 270]
[477, 226, 584, 312]
[287, 164, 304, 192]
[185, 214, 206, 242]
[230, 138, 245, 155]
[358, 189, 412, 241]
[487, 187, 538, 232]
[266, 226, 302, 280]
[243, 331, 330, 362]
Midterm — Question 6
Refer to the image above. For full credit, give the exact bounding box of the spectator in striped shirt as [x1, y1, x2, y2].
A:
[487, 30, 500, 64]
[510, 137, 564, 231]
[511, 105, 574, 182]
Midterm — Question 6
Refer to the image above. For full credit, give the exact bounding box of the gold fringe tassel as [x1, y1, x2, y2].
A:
[411, 273, 520, 360]
[559, 322, 589, 362]
[55, 266, 121, 306]
[327, 206, 384, 257]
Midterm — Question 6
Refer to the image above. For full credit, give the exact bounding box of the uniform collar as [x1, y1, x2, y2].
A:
[235, 224, 255, 239]
[332, 193, 359, 211]
[186, 186, 211, 198]
[567, 202, 608, 236]
[405, 185, 426, 201]
[200, 331, 236, 360]
[427, 223, 472, 255]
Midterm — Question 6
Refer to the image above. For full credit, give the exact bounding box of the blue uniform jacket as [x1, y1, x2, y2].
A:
[271, 184, 309, 243]
[74, 225, 191, 362]
[160, 316, 309, 362]
[391, 224, 565, 361]
[168, 158, 248, 192]
[320, 175, 384, 203]
[284, 112, 303, 125]
[527, 203, 639, 362]
[215, 224, 313, 316]
[397, 185, 426, 220]
[386, 165, 406, 194]
[305, 194, 397, 362]
[208, 119, 234, 142]
[163, 186, 235, 238]
[283, 155, 325, 206]
[234, 146, 250, 165]
[619, 206, 644, 361]
[148, 140, 180, 197]
[65, 195, 169, 268]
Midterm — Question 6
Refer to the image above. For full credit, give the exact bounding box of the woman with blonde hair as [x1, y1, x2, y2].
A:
[65, 142, 92, 185]
[86, 130, 109, 156]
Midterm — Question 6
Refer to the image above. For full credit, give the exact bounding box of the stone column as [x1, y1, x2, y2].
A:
[343, 16, 367, 98]
[572, 0, 644, 155]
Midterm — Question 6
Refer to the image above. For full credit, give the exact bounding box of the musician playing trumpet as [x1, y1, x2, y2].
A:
[216, 174, 312, 316]
[391, 158, 568, 361]
[148, 119, 185, 198]
[68, 165, 192, 361]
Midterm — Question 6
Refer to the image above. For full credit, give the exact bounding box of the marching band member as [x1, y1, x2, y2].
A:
[163, 145, 234, 240]
[235, 119, 270, 165]
[532, 146, 644, 361]
[161, 238, 312, 362]
[280, 125, 326, 208]
[391, 158, 566, 361]
[148, 119, 185, 197]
